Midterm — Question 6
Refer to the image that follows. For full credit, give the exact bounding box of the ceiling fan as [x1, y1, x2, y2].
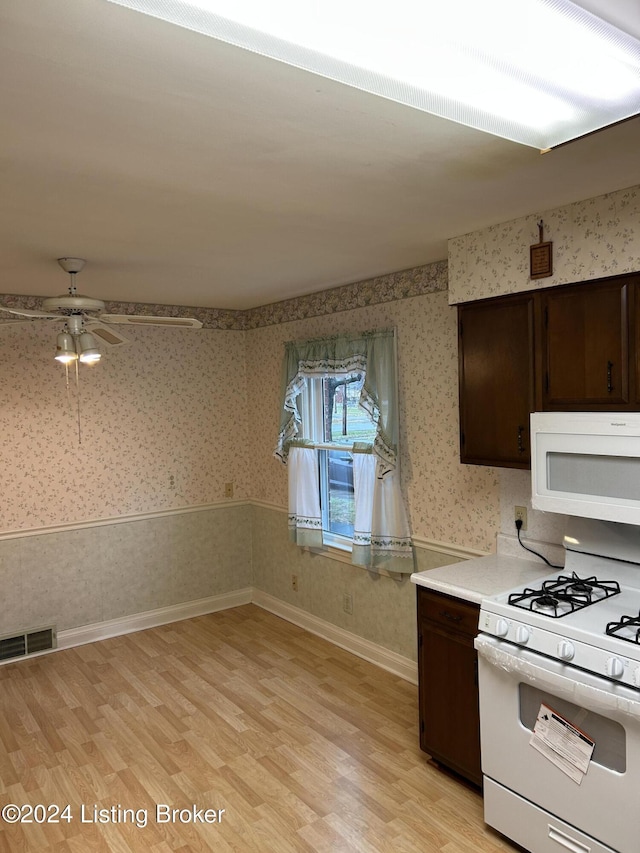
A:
[0, 257, 203, 358]
[1, 257, 204, 443]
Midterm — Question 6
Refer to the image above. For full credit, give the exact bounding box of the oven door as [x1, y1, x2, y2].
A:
[475, 634, 640, 853]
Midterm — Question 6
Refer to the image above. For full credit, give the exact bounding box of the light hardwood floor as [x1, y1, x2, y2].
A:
[0, 604, 520, 852]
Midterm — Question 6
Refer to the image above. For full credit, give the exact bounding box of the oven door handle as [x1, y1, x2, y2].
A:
[475, 633, 640, 719]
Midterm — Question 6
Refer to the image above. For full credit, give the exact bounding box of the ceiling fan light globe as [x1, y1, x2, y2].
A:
[55, 352, 79, 364]
[55, 331, 78, 363]
[77, 331, 102, 364]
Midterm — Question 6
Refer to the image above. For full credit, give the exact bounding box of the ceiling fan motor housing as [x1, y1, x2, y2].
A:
[43, 258, 106, 313]
[41, 294, 106, 313]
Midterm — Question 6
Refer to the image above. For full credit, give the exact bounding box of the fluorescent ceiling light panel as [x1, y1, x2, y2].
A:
[106, 0, 640, 149]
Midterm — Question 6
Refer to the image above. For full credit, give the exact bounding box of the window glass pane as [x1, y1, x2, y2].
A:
[327, 450, 355, 537]
[323, 374, 376, 444]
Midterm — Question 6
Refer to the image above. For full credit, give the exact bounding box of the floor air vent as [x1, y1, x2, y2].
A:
[0, 627, 56, 662]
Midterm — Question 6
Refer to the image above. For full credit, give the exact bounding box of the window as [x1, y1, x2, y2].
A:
[275, 330, 413, 573]
[300, 373, 377, 547]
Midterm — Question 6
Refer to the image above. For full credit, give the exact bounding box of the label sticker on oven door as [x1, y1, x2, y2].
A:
[530, 703, 595, 785]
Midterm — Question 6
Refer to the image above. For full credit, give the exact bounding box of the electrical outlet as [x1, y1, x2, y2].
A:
[291, 574, 298, 592]
[343, 593, 353, 615]
[515, 505, 528, 530]
[169, 474, 176, 491]
[224, 482, 234, 498]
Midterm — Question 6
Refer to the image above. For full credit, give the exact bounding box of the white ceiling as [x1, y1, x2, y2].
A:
[1, 0, 639, 310]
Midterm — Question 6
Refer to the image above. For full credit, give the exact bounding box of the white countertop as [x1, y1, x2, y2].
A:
[410, 553, 555, 604]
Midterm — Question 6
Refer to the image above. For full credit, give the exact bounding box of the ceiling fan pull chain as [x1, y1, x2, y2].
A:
[75, 359, 82, 445]
[64, 362, 72, 408]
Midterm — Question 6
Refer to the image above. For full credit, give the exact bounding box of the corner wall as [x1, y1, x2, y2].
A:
[0, 323, 252, 635]
[448, 183, 640, 305]
[448, 182, 640, 551]
[246, 276, 501, 661]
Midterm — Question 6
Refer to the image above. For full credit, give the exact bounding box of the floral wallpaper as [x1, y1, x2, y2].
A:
[448, 184, 640, 304]
[245, 260, 448, 328]
[0, 323, 250, 532]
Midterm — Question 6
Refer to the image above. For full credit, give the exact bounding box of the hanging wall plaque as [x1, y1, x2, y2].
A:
[530, 220, 553, 279]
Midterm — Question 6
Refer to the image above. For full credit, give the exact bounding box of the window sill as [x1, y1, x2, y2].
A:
[322, 532, 352, 553]
[304, 540, 410, 578]
[306, 543, 352, 567]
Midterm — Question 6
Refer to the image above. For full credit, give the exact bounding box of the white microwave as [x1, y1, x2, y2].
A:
[531, 411, 640, 525]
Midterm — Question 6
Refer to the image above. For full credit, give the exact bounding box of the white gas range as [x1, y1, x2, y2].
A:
[480, 520, 640, 689]
[476, 517, 640, 853]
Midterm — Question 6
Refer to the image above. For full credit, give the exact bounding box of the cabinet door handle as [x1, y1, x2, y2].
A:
[439, 610, 463, 623]
[607, 360, 614, 393]
[517, 425, 526, 454]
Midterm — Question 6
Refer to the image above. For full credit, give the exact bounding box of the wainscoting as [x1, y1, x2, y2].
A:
[0, 502, 482, 677]
[0, 504, 252, 638]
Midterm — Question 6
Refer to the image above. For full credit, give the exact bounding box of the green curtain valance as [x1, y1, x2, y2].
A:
[274, 329, 398, 476]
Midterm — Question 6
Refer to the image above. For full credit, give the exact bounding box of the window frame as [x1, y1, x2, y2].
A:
[299, 374, 374, 550]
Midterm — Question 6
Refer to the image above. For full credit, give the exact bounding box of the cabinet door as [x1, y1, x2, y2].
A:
[417, 589, 481, 787]
[632, 279, 640, 406]
[458, 295, 534, 468]
[542, 279, 630, 409]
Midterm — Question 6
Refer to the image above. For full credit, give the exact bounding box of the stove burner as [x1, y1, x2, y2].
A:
[531, 594, 563, 616]
[508, 572, 621, 618]
[606, 612, 640, 645]
[536, 594, 559, 609]
[567, 581, 593, 595]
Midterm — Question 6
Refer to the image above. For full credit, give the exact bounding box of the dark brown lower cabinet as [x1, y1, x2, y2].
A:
[417, 587, 482, 787]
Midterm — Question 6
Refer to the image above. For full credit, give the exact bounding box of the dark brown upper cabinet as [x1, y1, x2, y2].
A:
[457, 272, 640, 469]
[458, 293, 535, 469]
[541, 278, 631, 410]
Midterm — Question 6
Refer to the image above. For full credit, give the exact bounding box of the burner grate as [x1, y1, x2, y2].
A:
[508, 572, 621, 618]
[606, 613, 640, 645]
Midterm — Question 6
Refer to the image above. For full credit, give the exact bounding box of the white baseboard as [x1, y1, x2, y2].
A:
[252, 590, 418, 685]
[57, 588, 253, 651]
[11, 587, 417, 686]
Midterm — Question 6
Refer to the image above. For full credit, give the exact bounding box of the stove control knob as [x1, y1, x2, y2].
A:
[557, 641, 575, 661]
[607, 657, 625, 679]
[495, 619, 509, 638]
[515, 626, 531, 644]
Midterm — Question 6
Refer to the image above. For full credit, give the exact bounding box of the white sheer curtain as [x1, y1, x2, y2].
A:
[287, 444, 323, 549]
[275, 330, 413, 574]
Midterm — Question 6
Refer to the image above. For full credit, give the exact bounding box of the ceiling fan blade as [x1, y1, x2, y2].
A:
[99, 314, 203, 329]
[84, 323, 130, 347]
[0, 305, 60, 319]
